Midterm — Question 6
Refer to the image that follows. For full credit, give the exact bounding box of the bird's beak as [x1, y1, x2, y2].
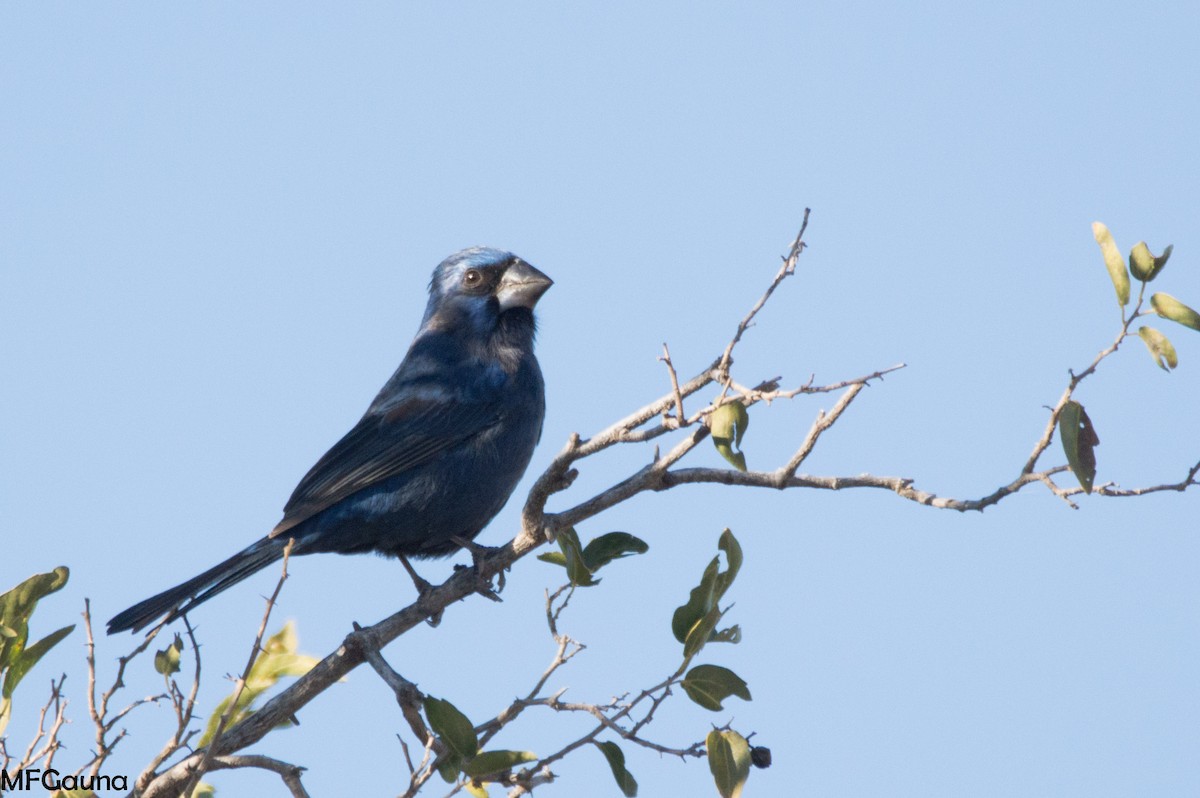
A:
[497, 260, 553, 311]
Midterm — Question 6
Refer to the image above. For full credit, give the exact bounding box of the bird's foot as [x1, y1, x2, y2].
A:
[399, 555, 444, 626]
[450, 536, 506, 600]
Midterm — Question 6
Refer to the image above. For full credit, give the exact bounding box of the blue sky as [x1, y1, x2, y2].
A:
[2, 3, 1198, 796]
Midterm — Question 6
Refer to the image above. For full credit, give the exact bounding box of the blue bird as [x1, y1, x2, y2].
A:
[108, 248, 551, 634]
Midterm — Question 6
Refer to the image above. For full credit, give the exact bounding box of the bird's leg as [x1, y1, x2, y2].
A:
[398, 554, 443, 626]
[450, 536, 505, 599]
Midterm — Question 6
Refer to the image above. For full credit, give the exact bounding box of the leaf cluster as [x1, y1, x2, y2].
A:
[0, 567, 74, 736]
[198, 622, 317, 747]
[1060, 225, 1196, 493]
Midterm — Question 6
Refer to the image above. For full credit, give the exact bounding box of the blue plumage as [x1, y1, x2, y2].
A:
[108, 248, 551, 634]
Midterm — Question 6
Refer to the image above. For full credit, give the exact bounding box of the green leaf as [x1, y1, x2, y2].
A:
[464, 781, 490, 798]
[0, 567, 71, 672]
[1092, 222, 1130, 306]
[710, 625, 742, 645]
[2, 624, 74, 701]
[672, 557, 719, 645]
[424, 695, 479, 760]
[199, 622, 317, 746]
[596, 741, 638, 797]
[154, 633, 185, 677]
[1151, 292, 1200, 332]
[710, 400, 750, 471]
[1059, 401, 1099, 494]
[672, 530, 744, 660]
[0, 567, 70, 624]
[581, 532, 649, 571]
[0, 566, 72, 738]
[1129, 241, 1172, 282]
[681, 664, 752, 711]
[437, 754, 463, 783]
[715, 529, 742, 596]
[462, 749, 537, 778]
[555, 527, 598, 587]
[683, 604, 727, 661]
[539, 531, 649, 578]
[707, 729, 752, 798]
[1138, 326, 1178, 371]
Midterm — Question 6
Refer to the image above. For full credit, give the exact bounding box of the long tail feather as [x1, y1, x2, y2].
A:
[106, 538, 287, 634]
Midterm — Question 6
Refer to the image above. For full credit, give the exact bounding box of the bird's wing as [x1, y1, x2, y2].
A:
[270, 391, 503, 537]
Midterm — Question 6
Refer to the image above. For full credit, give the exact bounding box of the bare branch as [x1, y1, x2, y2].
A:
[174, 538, 295, 798]
[778, 383, 866, 481]
[83, 599, 166, 775]
[206, 754, 310, 798]
[359, 642, 431, 750]
[12, 674, 68, 774]
[131, 213, 1198, 797]
[132, 617, 203, 784]
[717, 208, 810, 376]
[659, 342, 687, 428]
[1021, 291, 1146, 475]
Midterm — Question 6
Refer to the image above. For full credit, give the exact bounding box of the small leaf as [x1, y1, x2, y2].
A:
[200, 621, 318, 746]
[582, 532, 649, 571]
[707, 729, 752, 798]
[2, 624, 73, 701]
[1151, 292, 1200, 332]
[424, 696, 479, 760]
[463, 749, 537, 778]
[715, 529, 742, 596]
[672, 557, 719, 645]
[681, 664, 752, 711]
[683, 604, 727, 661]
[711, 624, 742, 645]
[0, 567, 71, 672]
[1092, 222, 1130, 306]
[437, 754, 462, 783]
[1130, 241, 1172, 282]
[154, 633, 185, 676]
[0, 567, 71, 621]
[596, 741, 638, 797]
[672, 530, 744, 658]
[710, 401, 750, 471]
[536, 551, 568, 568]
[1138, 326, 1178, 371]
[464, 781, 490, 798]
[0, 567, 72, 738]
[1154, 244, 1174, 278]
[1059, 401, 1099, 494]
[556, 527, 597, 587]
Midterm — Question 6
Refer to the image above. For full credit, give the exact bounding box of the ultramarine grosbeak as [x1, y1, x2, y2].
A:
[108, 248, 551, 634]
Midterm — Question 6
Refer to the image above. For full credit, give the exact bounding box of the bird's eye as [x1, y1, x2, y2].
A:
[463, 269, 483, 288]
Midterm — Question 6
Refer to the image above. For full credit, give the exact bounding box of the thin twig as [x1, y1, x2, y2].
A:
[717, 207, 810, 376]
[659, 343, 686, 428]
[134, 214, 1199, 798]
[176, 538, 295, 798]
[206, 754, 310, 798]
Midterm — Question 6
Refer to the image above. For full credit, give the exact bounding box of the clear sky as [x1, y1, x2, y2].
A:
[3, 3, 1198, 796]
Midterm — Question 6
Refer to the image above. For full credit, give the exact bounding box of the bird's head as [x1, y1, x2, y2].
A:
[421, 247, 553, 341]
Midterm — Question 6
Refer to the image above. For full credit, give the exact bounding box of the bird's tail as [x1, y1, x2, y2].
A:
[106, 537, 289, 634]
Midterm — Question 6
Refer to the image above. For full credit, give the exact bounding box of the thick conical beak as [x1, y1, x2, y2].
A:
[497, 260, 553, 311]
